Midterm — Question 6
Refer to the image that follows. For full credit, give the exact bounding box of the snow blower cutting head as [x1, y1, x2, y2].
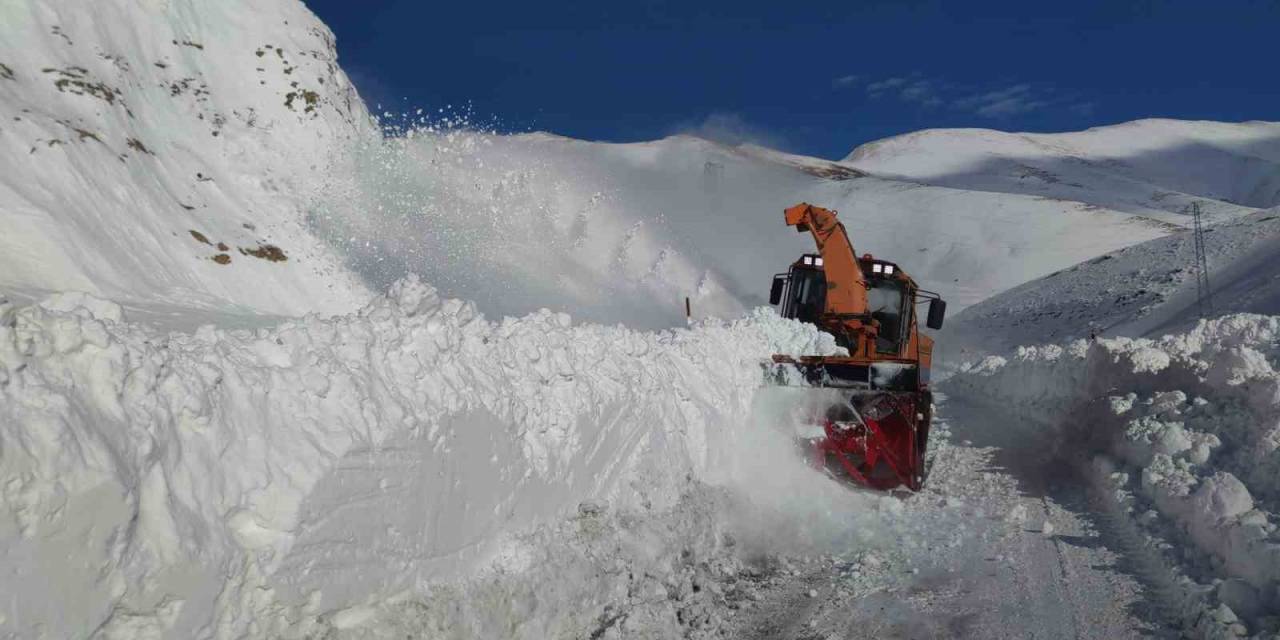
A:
[765, 203, 946, 491]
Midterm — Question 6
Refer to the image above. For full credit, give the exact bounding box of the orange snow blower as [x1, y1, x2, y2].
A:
[765, 203, 946, 491]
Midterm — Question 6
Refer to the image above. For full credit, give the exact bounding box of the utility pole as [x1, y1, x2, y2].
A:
[703, 161, 724, 185]
[1191, 201, 1214, 318]
[703, 160, 725, 212]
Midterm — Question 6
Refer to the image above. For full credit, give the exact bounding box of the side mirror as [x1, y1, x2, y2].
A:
[769, 276, 785, 305]
[926, 298, 946, 330]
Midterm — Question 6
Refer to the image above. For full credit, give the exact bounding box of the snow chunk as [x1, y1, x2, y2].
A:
[385, 274, 441, 317]
[1109, 393, 1137, 415]
[1192, 473, 1254, 523]
[36, 291, 124, 323]
[1127, 346, 1171, 373]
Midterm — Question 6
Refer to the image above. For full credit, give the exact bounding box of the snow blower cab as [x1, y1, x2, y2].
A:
[766, 203, 945, 491]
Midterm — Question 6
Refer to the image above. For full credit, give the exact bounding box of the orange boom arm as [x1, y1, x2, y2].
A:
[783, 203, 868, 317]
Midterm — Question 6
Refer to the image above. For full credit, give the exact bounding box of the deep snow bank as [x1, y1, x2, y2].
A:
[0, 279, 848, 638]
[945, 315, 1280, 635]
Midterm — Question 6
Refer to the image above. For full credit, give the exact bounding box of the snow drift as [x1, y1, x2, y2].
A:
[0, 278, 871, 637]
[945, 315, 1280, 635]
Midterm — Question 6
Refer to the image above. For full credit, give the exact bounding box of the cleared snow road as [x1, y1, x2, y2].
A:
[728, 395, 1171, 639]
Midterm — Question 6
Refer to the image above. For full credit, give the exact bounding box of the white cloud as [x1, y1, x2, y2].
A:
[832, 74, 861, 89]
[864, 74, 942, 108]
[899, 79, 940, 107]
[1070, 101, 1097, 116]
[673, 112, 788, 149]
[856, 74, 1091, 119]
[866, 76, 910, 97]
[955, 84, 1049, 118]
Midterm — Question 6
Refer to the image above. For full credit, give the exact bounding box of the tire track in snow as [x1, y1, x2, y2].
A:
[728, 396, 1163, 639]
[1082, 460, 1243, 640]
[943, 392, 1238, 639]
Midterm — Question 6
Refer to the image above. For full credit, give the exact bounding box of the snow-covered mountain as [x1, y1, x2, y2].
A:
[8, 2, 1273, 328]
[845, 119, 1280, 223]
[946, 205, 1280, 357]
[0, 0, 373, 317]
[310, 128, 1190, 327]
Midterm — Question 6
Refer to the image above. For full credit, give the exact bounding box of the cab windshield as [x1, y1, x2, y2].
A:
[867, 278, 907, 353]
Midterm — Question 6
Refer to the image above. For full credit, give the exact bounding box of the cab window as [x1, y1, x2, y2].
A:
[782, 267, 826, 325]
[867, 279, 907, 353]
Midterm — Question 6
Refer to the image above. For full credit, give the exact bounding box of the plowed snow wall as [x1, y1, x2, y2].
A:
[0, 278, 840, 637]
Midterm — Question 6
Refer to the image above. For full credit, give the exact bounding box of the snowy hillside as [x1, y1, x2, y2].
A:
[846, 119, 1280, 224]
[308, 120, 1280, 327]
[2, 1, 1275, 329]
[310, 129, 1180, 327]
[3, 1, 1269, 328]
[0, 0, 372, 316]
[946, 206, 1280, 356]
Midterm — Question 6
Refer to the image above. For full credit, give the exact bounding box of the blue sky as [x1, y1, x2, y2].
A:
[303, 0, 1279, 159]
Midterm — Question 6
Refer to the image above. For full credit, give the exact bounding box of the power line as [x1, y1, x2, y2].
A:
[1191, 201, 1214, 318]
